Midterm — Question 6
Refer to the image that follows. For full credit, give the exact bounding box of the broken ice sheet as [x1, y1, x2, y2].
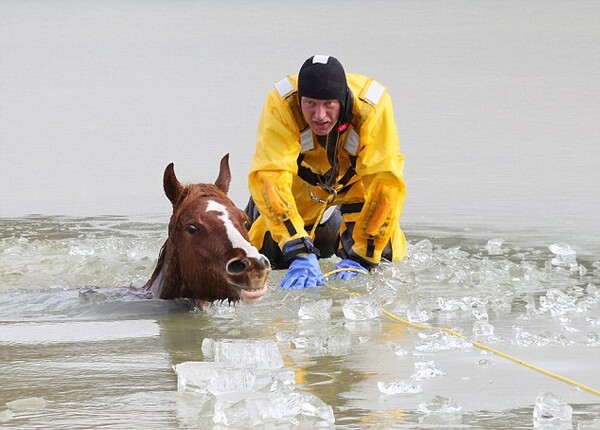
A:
[342, 296, 381, 321]
[412, 360, 445, 380]
[201, 338, 284, 369]
[173, 362, 294, 395]
[486, 238, 504, 255]
[298, 298, 332, 320]
[549, 243, 577, 267]
[533, 392, 572, 428]
[213, 391, 335, 426]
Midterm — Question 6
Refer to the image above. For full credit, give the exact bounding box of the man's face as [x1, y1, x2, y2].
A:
[300, 97, 341, 136]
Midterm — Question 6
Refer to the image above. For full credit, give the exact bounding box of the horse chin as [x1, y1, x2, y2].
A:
[227, 273, 269, 303]
[227, 280, 268, 303]
[239, 285, 268, 303]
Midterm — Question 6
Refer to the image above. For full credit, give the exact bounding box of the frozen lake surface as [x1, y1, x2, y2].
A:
[0, 216, 599, 428]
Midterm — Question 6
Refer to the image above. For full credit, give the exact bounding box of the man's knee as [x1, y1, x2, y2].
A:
[313, 206, 342, 259]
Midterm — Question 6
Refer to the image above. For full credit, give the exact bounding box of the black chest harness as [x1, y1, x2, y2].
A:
[284, 92, 363, 204]
[274, 76, 384, 204]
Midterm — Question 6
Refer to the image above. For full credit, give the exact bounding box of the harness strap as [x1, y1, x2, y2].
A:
[340, 202, 364, 214]
[296, 153, 325, 186]
[283, 237, 321, 262]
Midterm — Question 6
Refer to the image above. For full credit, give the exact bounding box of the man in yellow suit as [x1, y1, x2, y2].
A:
[246, 55, 407, 289]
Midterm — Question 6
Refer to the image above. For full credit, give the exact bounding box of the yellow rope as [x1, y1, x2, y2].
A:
[308, 203, 329, 242]
[323, 268, 600, 397]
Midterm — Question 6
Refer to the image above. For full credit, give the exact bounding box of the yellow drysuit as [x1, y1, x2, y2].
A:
[248, 73, 406, 268]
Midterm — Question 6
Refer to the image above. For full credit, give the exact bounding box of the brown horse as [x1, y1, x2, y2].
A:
[144, 154, 270, 304]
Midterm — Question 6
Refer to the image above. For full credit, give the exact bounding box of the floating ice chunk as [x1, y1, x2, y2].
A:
[387, 341, 409, 356]
[512, 326, 550, 347]
[539, 289, 577, 318]
[415, 329, 472, 352]
[437, 297, 469, 312]
[201, 338, 215, 358]
[412, 361, 445, 380]
[201, 339, 284, 369]
[205, 303, 237, 319]
[485, 238, 504, 255]
[586, 316, 600, 326]
[173, 362, 294, 395]
[549, 243, 577, 267]
[418, 395, 461, 417]
[378, 380, 422, 394]
[342, 296, 381, 321]
[472, 320, 495, 336]
[533, 392, 572, 428]
[216, 339, 284, 369]
[586, 333, 600, 346]
[406, 308, 430, 323]
[472, 306, 489, 321]
[586, 284, 599, 298]
[213, 391, 335, 426]
[174, 362, 247, 394]
[298, 299, 332, 320]
[312, 326, 352, 356]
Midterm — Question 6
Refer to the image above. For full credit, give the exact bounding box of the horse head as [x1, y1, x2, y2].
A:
[144, 154, 270, 304]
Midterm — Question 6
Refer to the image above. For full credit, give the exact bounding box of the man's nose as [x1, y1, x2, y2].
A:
[313, 104, 327, 119]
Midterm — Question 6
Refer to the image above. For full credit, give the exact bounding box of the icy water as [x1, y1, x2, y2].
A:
[1, 216, 599, 428]
[2, 0, 600, 428]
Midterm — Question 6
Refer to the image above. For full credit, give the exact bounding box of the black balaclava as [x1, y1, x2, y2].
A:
[298, 55, 353, 127]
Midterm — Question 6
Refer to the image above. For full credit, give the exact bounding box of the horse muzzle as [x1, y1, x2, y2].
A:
[225, 255, 271, 302]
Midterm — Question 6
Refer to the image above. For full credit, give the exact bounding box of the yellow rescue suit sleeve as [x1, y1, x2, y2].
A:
[248, 87, 309, 249]
[350, 89, 407, 265]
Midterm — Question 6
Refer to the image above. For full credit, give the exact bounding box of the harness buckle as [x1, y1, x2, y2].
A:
[307, 185, 338, 205]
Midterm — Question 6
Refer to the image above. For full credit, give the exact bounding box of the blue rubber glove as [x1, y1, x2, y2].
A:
[331, 258, 369, 280]
[279, 253, 326, 289]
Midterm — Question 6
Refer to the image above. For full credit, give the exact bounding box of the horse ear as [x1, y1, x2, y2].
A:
[215, 153, 231, 194]
[164, 163, 183, 204]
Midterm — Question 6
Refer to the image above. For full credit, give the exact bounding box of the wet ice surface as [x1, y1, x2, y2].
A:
[1, 218, 600, 428]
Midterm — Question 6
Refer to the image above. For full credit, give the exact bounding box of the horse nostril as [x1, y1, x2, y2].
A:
[259, 255, 271, 270]
[226, 258, 250, 275]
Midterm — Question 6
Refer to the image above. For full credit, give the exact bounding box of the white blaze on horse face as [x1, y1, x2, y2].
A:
[205, 200, 262, 258]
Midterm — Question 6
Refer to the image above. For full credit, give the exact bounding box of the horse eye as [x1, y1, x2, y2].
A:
[185, 225, 199, 235]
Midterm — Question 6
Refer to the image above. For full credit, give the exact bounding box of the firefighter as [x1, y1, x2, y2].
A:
[246, 55, 406, 289]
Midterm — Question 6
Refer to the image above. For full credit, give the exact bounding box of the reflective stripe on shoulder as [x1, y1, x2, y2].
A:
[364, 80, 385, 105]
[300, 129, 314, 153]
[344, 128, 360, 155]
[274, 77, 294, 98]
